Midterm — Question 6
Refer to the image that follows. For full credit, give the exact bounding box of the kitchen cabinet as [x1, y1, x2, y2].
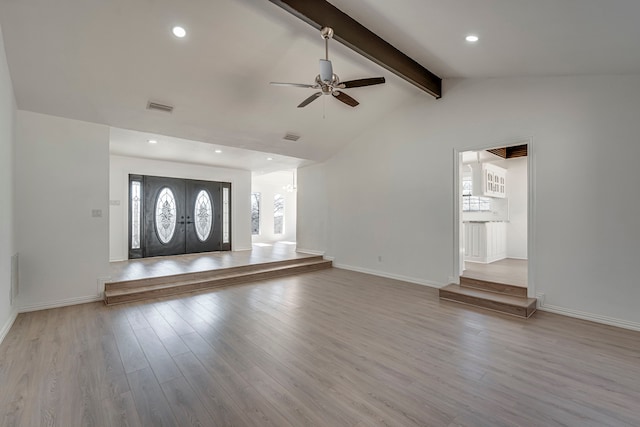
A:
[472, 163, 506, 198]
[464, 221, 507, 264]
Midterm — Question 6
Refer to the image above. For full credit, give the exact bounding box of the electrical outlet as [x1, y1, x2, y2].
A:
[91, 209, 103, 217]
[378, 255, 382, 262]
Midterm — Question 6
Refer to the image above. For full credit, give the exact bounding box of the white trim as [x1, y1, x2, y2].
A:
[233, 247, 253, 252]
[0, 309, 18, 346]
[296, 248, 325, 256]
[333, 262, 446, 289]
[97, 277, 111, 296]
[19, 295, 103, 314]
[537, 299, 640, 332]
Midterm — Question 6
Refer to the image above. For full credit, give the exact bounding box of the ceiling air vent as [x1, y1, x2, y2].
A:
[146, 101, 174, 113]
[283, 133, 301, 142]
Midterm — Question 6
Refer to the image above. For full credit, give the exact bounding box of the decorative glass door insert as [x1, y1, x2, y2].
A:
[128, 175, 231, 258]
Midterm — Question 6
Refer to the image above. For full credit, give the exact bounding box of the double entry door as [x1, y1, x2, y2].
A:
[129, 175, 231, 259]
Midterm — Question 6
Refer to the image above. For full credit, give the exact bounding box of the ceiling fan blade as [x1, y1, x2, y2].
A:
[297, 92, 323, 108]
[332, 91, 359, 107]
[270, 82, 316, 88]
[340, 77, 386, 88]
[319, 59, 333, 82]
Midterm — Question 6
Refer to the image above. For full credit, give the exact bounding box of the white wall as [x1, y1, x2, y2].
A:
[298, 75, 640, 327]
[297, 163, 328, 254]
[505, 157, 528, 259]
[0, 23, 17, 340]
[15, 111, 110, 310]
[109, 154, 252, 261]
[251, 171, 297, 244]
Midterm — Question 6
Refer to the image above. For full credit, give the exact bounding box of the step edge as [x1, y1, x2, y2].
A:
[439, 287, 536, 308]
[105, 262, 332, 298]
[459, 283, 528, 297]
[106, 257, 329, 289]
[439, 296, 535, 319]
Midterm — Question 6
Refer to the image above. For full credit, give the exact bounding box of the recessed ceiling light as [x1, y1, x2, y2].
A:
[267, 157, 273, 161]
[172, 26, 186, 38]
[148, 139, 158, 144]
[465, 35, 479, 42]
[215, 149, 222, 153]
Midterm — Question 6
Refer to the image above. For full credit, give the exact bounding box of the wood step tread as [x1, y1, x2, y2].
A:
[440, 284, 535, 307]
[105, 256, 325, 290]
[460, 276, 527, 297]
[105, 259, 331, 297]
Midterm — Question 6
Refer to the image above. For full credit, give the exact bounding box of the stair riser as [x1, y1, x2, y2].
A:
[460, 277, 527, 297]
[439, 290, 536, 318]
[106, 256, 324, 291]
[105, 262, 331, 305]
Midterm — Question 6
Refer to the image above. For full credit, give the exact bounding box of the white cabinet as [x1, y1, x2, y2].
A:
[472, 163, 506, 198]
[464, 221, 507, 264]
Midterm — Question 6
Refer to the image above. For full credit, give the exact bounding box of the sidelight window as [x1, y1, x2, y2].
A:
[130, 181, 141, 249]
[222, 187, 230, 244]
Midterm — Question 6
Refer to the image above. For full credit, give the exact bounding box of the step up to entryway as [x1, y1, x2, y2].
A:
[104, 256, 332, 305]
[439, 277, 536, 318]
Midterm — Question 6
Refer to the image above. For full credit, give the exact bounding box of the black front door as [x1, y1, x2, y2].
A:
[131, 175, 231, 258]
[185, 179, 221, 254]
[144, 176, 186, 257]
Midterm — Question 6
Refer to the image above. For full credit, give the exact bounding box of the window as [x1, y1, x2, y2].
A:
[130, 180, 141, 249]
[194, 190, 213, 242]
[274, 194, 284, 234]
[155, 187, 177, 243]
[462, 177, 491, 212]
[222, 187, 230, 244]
[251, 192, 261, 235]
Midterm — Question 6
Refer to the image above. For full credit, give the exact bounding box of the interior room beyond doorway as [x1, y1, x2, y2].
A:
[460, 144, 528, 288]
[251, 170, 297, 245]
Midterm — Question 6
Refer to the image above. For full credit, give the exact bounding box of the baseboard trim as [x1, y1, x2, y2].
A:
[0, 309, 18, 346]
[332, 262, 446, 289]
[19, 295, 103, 314]
[296, 248, 325, 256]
[538, 300, 640, 332]
[233, 247, 253, 252]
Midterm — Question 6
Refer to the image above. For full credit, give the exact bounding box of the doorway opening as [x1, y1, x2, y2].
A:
[250, 170, 297, 248]
[128, 174, 231, 259]
[456, 142, 531, 295]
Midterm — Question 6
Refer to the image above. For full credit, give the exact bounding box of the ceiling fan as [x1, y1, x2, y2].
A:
[270, 27, 385, 108]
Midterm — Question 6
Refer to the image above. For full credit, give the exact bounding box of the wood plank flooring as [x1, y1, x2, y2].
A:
[463, 258, 528, 287]
[2, 268, 640, 426]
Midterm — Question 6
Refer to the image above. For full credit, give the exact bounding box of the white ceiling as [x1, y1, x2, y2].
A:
[110, 127, 306, 175]
[2, 0, 640, 170]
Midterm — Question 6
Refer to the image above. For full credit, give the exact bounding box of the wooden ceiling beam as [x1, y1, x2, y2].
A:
[267, 0, 442, 99]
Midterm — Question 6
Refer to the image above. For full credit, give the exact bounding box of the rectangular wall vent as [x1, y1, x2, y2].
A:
[146, 101, 174, 113]
[283, 133, 301, 142]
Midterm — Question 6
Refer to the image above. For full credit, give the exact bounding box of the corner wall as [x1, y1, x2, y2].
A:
[299, 74, 640, 328]
[0, 23, 17, 341]
[15, 111, 110, 311]
[109, 154, 252, 261]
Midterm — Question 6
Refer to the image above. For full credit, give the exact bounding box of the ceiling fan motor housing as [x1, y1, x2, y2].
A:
[319, 59, 333, 82]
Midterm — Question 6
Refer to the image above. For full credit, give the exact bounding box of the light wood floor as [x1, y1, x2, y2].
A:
[2, 268, 639, 426]
[110, 242, 311, 282]
[463, 258, 528, 287]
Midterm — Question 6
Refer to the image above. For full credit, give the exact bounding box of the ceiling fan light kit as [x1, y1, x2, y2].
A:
[270, 27, 385, 108]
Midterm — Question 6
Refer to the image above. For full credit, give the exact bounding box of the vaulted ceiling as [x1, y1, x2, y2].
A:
[2, 0, 640, 169]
